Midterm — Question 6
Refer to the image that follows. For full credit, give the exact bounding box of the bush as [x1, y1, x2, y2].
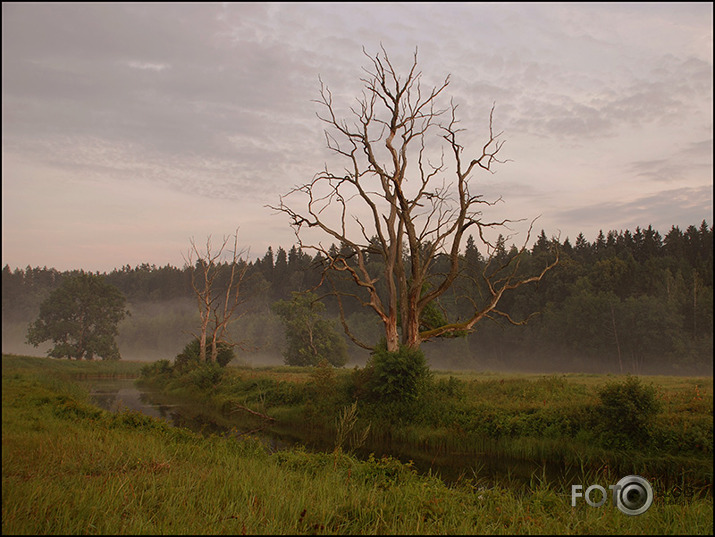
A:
[435, 375, 463, 397]
[175, 338, 236, 371]
[140, 359, 173, 379]
[368, 343, 430, 403]
[184, 362, 225, 390]
[359, 342, 431, 423]
[304, 360, 339, 424]
[595, 375, 661, 449]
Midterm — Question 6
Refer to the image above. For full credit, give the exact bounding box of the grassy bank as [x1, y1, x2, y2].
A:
[1, 353, 146, 379]
[138, 358, 714, 493]
[3, 355, 713, 534]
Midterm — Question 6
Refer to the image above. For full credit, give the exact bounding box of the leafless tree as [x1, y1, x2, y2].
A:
[270, 47, 557, 352]
[183, 229, 250, 363]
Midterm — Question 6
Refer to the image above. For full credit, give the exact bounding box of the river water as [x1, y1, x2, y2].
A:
[82, 377, 569, 488]
[85, 377, 299, 450]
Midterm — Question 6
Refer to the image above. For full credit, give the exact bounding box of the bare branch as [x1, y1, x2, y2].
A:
[270, 47, 557, 352]
[183, 228, 253, 363]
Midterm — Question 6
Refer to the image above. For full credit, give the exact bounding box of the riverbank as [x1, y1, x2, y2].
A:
[3, 354, 713, 534]
[1, 353, 145, 378]
[137, 357, 714, 494]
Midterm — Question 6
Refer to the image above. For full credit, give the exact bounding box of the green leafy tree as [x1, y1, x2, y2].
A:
[617, 295, 685, 373]
[271, 292, 348, 367]
[26, 272, 128, 360]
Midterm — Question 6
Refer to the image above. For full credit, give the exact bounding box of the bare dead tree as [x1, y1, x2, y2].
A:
[270, 46, 557, 352]
[183, 229, 250, 363]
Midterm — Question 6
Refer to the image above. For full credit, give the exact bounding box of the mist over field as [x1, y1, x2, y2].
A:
[3, 220, 713, 378]
[3, 4, 712, 377]
[2, 7, 712, 535]
[7, 310, 708, 376]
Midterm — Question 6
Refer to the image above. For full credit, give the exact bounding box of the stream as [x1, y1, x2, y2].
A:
[82, 377, 574, 488]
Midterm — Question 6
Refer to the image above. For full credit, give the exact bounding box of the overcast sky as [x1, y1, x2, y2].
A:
[2, 2, 712, 273]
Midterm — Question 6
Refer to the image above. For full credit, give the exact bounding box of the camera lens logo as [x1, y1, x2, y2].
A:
[571, 475, 654, 516]
[613, 475, 653, 516]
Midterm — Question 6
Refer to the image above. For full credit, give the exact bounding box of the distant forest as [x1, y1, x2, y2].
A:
[3, 221, 712, 375]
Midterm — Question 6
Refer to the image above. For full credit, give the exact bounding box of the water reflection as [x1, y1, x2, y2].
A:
[84, 378, 296, 449]
[79, 378, 618, 490]
[86, 378, 177, 421]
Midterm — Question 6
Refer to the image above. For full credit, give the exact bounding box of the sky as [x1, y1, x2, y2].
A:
[2, 2, 713, 273]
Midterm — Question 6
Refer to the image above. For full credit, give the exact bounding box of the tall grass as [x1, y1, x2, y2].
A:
[3, 363, 713, 534]
[2, 353, 145, 379]
[126, 354, 715, 495]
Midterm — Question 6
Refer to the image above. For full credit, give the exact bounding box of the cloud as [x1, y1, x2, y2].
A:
[2, 3, 712, 271]
[628, 137, 713, 183]
[556, 185, 713, 238]
[125, 60, 171, 72]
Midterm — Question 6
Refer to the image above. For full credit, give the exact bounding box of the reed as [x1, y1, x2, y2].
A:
[334, 401, 370, 454]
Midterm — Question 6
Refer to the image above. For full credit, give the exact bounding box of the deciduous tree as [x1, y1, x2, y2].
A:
[26, 272, 128, 360]
[184, 229, 250, 364]
[271, 46, 557, 352]
[271, 292, 348, 367]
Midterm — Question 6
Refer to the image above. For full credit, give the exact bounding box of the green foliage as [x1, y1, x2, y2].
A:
[4, 367, 712, 535]
[4, 219, 713, 373]
[418, 283, 468, 337]
[434, 375, 463, 397]
[26, 272, 128, 360]
[304, 359, 341, 424]
[51, 395, 105, 421]
[309, 359, 337, 390]
[175, 337, 236, 370]
[140, 359, 173, 379]
[595, 375, 661, 449]
[271, 292, 348, 367]
[334, 400, 370, 454]
[6, 352, 710, 534]
[368, 342, 430, 403]
[182, 362, 225, 391]
[358, 342, 431, 421]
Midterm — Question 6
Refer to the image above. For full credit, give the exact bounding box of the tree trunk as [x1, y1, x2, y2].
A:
[384, 315, 400, 352]
[199, 329, 207, 363]
[210, 335, 218, 363]
[403, 305, 422, 350]
[610, 303, 623, 374]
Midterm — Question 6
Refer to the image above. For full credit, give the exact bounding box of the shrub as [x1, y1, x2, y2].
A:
[140, 359, 173, 379]
[304, 360, 339, 424]
[367, 342, 430, 404]
[595, 375, 661, 449]
[435, 375, 463, 397]
[175, 338, 236, 371]
[184, 362, 225, 390]
[358, 342, 431, 423]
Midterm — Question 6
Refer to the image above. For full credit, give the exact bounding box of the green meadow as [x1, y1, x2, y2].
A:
[2, 354, 713, 534]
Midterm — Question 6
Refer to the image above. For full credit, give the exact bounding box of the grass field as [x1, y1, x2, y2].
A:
[2, 354, 713, 534]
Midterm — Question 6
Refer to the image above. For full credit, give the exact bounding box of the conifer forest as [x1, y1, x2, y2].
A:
[3, 221, 712, 375]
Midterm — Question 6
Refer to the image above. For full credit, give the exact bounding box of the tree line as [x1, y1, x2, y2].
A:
[6, 48, 711, 375]
[3, 220, 712, 374]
